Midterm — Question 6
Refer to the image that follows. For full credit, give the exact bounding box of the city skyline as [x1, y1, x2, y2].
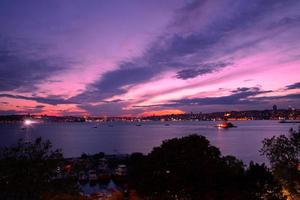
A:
[1, 0, 300, 116]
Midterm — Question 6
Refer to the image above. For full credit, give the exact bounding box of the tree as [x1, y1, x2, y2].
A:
[128, 134, 284, 200]
[245, 162, 285, 200]
[261, 128, 300, 198]
[0, 138, 79, 200]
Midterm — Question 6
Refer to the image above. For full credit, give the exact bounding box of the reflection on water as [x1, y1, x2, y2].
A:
[0, 120, 298, 164]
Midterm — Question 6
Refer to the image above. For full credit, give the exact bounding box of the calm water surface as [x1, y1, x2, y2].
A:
[0, 120, 298, 164]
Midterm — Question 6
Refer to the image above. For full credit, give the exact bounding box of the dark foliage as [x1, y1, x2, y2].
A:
[0, 138, 79, 200]
[261, 128, 300, 197]
[128, 134, 285, 200]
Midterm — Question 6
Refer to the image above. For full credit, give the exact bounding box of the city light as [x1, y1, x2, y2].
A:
[24, 119, 33, 126]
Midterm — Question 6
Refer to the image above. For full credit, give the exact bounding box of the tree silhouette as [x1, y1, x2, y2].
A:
[261, 128, 300, 198]
[0, 138, 79, 200]
[128, 134, 285, 200]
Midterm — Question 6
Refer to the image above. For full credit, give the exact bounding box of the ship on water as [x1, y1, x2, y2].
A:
[215, 121, 237, 129]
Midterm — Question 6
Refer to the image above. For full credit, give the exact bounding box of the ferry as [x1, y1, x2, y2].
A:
[215, 121, 237, 128]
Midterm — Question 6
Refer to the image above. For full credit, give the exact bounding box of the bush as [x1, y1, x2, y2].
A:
[128, 134, 284, 200]
[0, 138, 79, 200]
[261, 128, 300, 197]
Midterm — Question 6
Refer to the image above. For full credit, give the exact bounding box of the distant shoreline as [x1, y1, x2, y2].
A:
[0, 108, 299, 122]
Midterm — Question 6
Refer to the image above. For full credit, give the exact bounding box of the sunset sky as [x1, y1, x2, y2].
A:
[0, 0, 300, 116]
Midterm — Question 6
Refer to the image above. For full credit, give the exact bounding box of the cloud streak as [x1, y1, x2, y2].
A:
[176, 62, 231, 80]
[0, 94, 75, 105]
[134, 87, 300, 110]
[0, 36, 74, 92]
[166, 87, 270, 107]
[286, 82, 300, 90]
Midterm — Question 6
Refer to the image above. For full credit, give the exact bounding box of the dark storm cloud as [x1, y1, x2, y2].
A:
[0, 94, 75, 105]
[0, 37, 73, 92]
[286, 82, 300, 90]
[73, 0, 299, 104]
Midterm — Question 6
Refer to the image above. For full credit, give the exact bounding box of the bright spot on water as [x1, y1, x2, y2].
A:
[24, 119, 33, 126]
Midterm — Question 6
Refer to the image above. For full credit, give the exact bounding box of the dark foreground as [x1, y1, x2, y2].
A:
[0, 128, 299, 200]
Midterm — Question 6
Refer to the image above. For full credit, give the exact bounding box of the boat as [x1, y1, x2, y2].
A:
[135, 124, 142, 126]
[215, 121, 237, 128]
[164, 123, 170, 126]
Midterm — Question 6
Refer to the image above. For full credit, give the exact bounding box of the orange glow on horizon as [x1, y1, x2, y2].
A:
[140, 109, 185, 117]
